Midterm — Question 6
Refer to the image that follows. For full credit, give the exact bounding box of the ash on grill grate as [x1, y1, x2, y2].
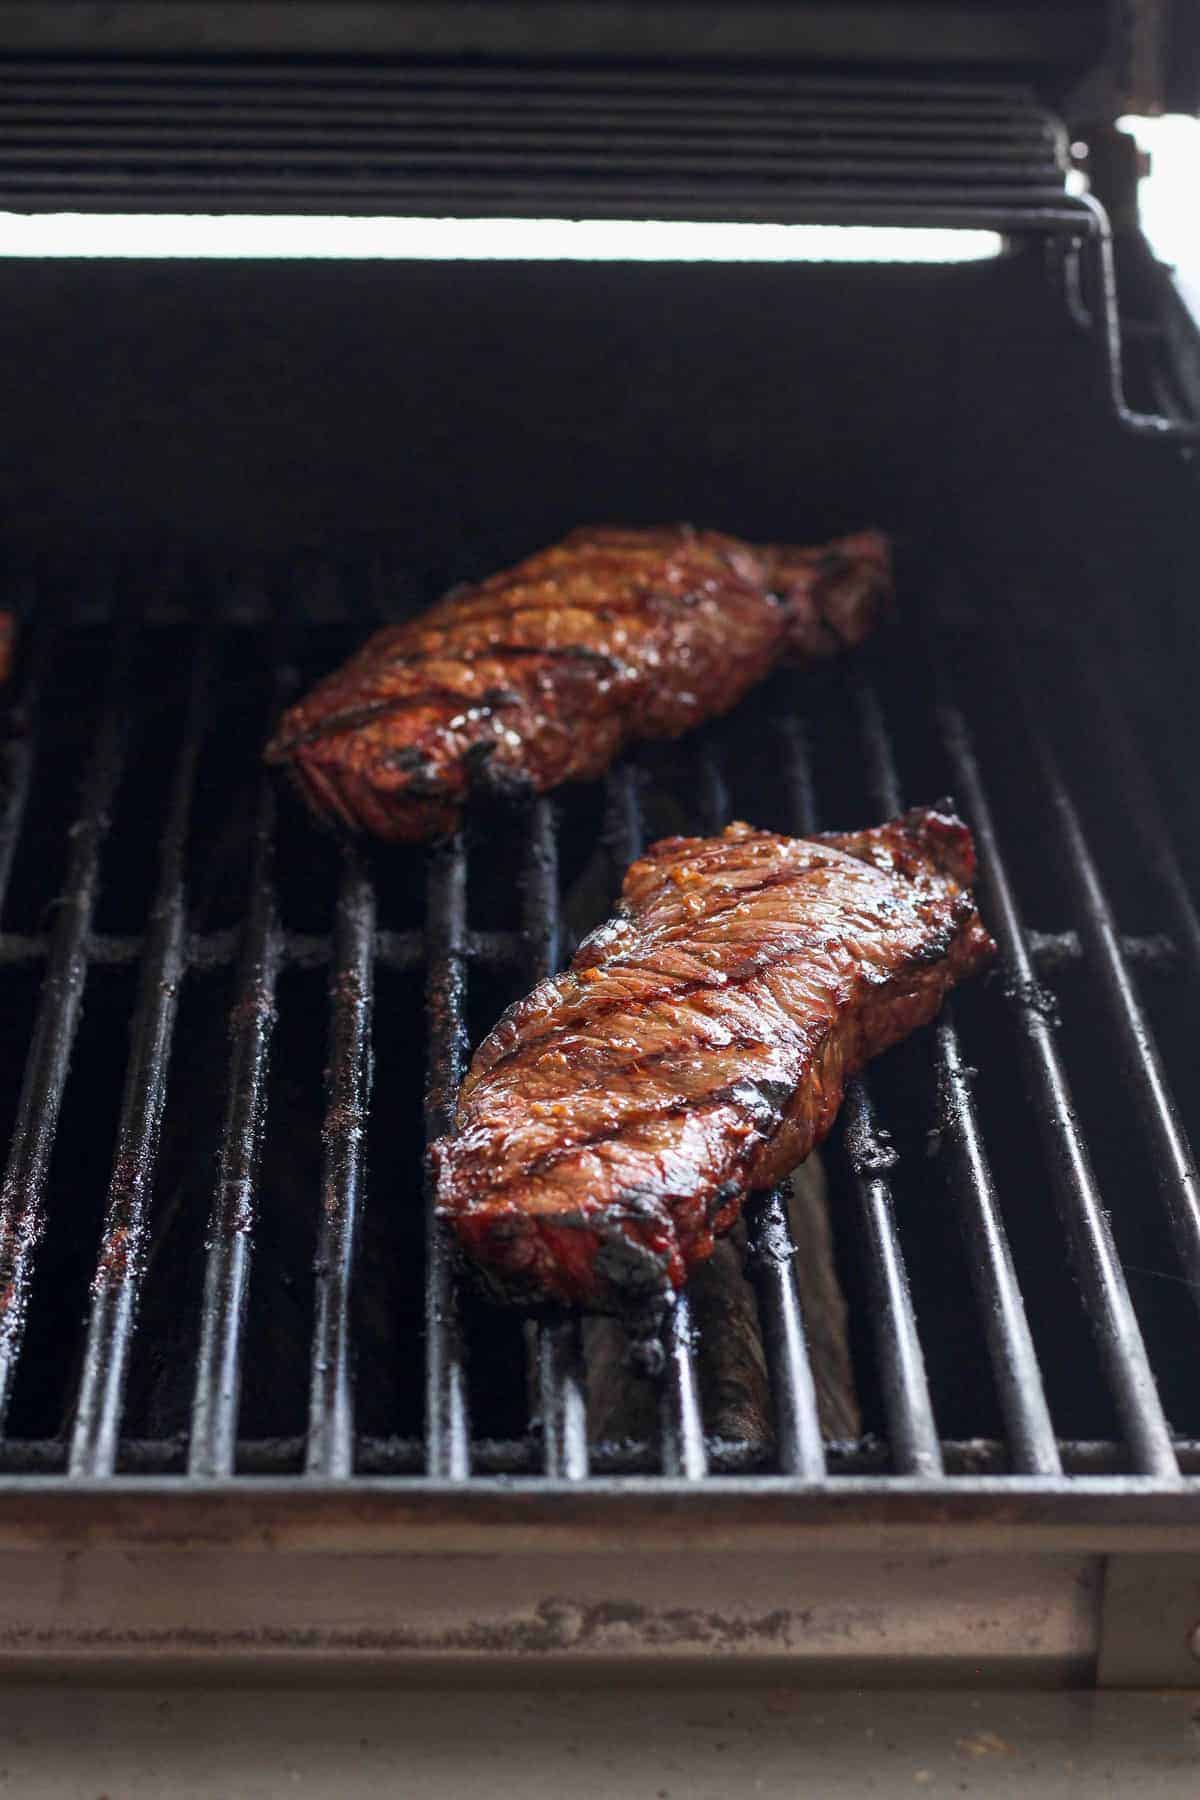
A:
[0, 549, 1197, 1490]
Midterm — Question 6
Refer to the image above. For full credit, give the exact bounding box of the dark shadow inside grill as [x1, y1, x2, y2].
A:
[2, 622, 114, 938]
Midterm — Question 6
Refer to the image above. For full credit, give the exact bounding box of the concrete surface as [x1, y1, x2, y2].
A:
[0, 1685, 1195, 1796]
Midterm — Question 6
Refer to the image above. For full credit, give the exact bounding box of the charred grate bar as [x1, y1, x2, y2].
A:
[521, 795, 592, 1482]
[68, 629, 212, 1477]
[0, 590, 134, 1433]
[423, 835, 471, 1480]
[7, 1434, 1200, 1480]
[0, 926, 1176, 977]
[0, 556, 1196, 1500]
[303, 841, 375, 1478]
[187, 605, 291, 1481]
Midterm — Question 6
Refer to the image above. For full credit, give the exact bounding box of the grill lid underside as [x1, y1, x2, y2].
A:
[1, 1, 1197, 115]
[0, 58, 1075, 220]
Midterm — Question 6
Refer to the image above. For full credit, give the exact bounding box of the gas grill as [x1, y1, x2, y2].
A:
[1, 1, 1199, 1687]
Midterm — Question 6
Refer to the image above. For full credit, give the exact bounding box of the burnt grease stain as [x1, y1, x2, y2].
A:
[0, 1597, 797, 1658]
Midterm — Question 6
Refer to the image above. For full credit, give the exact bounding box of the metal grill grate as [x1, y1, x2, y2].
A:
[0, 552, 1197, 1499]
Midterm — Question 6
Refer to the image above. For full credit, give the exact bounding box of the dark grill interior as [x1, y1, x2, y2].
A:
[2, 514, 1199, 1487]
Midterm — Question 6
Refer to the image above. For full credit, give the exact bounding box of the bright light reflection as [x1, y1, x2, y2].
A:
[1117, 114, 1200, 319]
[0, 213, 1004, 263]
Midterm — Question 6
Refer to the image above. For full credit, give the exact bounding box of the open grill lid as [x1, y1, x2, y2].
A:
[0, 60, 1080, 222]
[0, 1, 1195, 115]
[0, 4, 1192, 238]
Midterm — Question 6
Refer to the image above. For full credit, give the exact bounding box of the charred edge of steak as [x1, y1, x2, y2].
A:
[440, 1196, 677, 1325]
[464, 737, 538, 804]
[284, 744, 459, 841]
[774, 528, 892, 660]
[824, 801, 976, 892]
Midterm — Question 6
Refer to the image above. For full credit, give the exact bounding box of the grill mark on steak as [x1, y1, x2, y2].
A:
[474, 1067, 793, 1193]
[468, 858, 871, 1084]
[271, 649, 629, 757]
[502, 1023, 777, 1097]
[469, 940, 812, 1090]
[422, 593, 675, 629]
[468, 912, 979, 1194]
[265, 523, 890, 841]
[364, 642, 627, 675]
[435, 807, 994, 1313]
[269, 686, 486, 751]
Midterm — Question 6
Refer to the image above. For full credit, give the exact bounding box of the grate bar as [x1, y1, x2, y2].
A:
[0, 581, 47, 916]
[774, 709, 942, 1477]
[536, 1322, 588, 1482]
[188, 638, 286, 1479]
[304, 845, 375, 1478]
[1017, 696, 1200, 1321]
[852, 676, 1060, 1476]
[0, 600, 133, 1432]
[658, 1298, 707, 1479]
[936, 673, 1178, 1481]
[604, 763, 708, 1480]
[695, 740, 826, 1477]
[0, 922, 1167, 977]
[839, 1080, 942, 1477]
[932, 1011, 1062, 1472]
[520, 799, 588, 1481]
[423, 836, 471, 1480]
[1026, 929, 1176, 974]
[1075, 645, 1200, 986]
[518, 798, 562, 1011]
[0, 926, 524, 973]
[69, 633, 211, 1478]
[19, 1431, 1200, 1480]
[744, 1189, 826, 1478]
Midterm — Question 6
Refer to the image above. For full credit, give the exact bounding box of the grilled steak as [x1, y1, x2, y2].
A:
[433, 806, 994, 1313]
[265, 524, 890, 841]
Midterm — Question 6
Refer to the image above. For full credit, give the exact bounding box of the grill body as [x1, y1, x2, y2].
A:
[1, 60, 1199, 1682]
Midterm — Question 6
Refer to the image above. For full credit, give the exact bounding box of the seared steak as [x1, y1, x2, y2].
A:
[265, 524, 890, 841]
[433, 806, 994, 1312]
